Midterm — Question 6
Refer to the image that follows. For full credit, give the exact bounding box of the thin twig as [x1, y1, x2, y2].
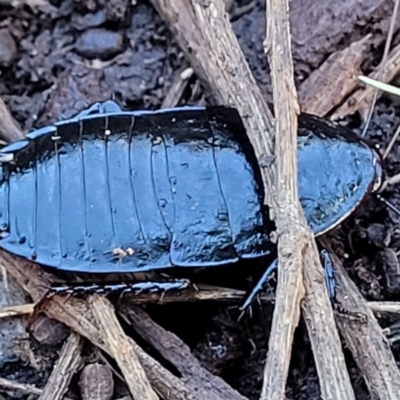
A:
[0, 97, 24, 142]
[0, 303, 33, 318]
[262, 1, 354, 399]
[161, 66, 193, 109]
[368, 301, 400, 313]
[383, 123, 400, 160]
[319, 238, 400, 399]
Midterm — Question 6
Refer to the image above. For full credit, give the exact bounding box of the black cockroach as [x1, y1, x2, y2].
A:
[0, 100, 383, 308]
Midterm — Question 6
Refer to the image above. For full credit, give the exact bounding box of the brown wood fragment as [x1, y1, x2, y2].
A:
[319, 238, 400, 400]
[332, 42, 400, 120]
[299, 35, 371, 116]
[0, 97, 24, 142]
[38, 332, 83, 400]
[90, 295, 158, 400]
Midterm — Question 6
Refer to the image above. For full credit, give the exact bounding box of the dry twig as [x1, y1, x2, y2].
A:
[0, 97, 24, 142]
[300, 25, 400, 396]
[161, 66, 193, 109]
[369, 301, 400, 313]
[262, 1, 353, 399]
[90, 295, 158, 400]
[319, 238, 400, 399]
[0, 303, 33, 318]
[0, 377, 75, 400]
[38, 332, 83, 400]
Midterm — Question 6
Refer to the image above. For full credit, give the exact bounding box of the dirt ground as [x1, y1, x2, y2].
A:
[1, 0, 400, 399]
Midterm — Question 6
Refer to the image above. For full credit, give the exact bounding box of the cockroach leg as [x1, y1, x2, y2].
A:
[239, 258, 278, 313]
[319, 249, 336, 300]
[239, 250, 338, 314]
[46, 278, 192, 299]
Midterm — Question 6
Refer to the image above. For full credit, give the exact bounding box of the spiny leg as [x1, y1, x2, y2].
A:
[239, 250, 338, 315]
[320, 250, 367, 321]
[239, 258, 278, 313]
[28, 277, 192, 331]
[46, 278, 192, 297]
[319, 249, 336, 300]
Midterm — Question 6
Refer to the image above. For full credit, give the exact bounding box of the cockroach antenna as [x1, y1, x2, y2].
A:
[375, 194, 400, 219]
[360, 0, 399, 138]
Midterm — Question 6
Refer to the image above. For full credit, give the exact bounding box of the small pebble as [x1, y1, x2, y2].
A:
[367, 223, 391, 248]
[30, 314, 70, 346]
[0, 30, 17, 67]
[105, 0, 129, 22]
[79, 363, 114, 400]
[76, 29, 124, 60]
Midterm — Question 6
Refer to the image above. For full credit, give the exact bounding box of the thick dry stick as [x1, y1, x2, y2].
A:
[38, 332, 83, 400]
[90, 295, 159, 400]
[262, 1, 354, 399]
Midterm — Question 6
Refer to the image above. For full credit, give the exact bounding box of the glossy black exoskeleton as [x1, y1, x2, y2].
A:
[0, 101, 383, 306]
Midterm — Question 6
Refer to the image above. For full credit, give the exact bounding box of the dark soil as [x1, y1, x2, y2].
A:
[1, 1, 400, 399]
